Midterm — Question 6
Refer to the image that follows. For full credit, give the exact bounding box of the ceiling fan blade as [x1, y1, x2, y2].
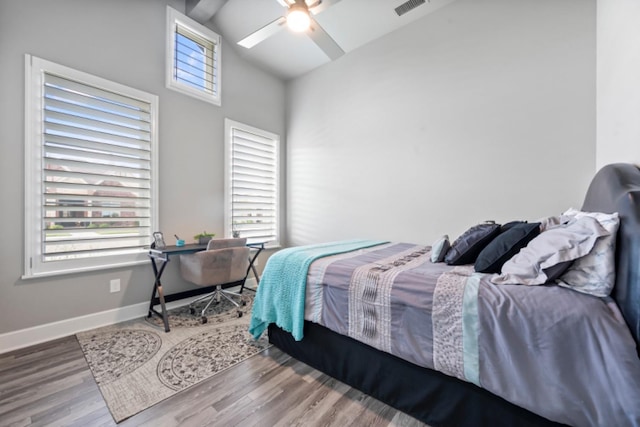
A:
[237, 16, 287, 49]
[307, 18, 344, 60]
[309, 0, 342, 15]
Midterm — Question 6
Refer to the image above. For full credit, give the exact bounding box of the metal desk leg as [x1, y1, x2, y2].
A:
[250, 263, 260, 285]
[149, 256, 171, 332]
[243, 245, 263, 293]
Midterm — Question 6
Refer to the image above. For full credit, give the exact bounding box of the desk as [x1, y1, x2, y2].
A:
[147, 241, 265, 332]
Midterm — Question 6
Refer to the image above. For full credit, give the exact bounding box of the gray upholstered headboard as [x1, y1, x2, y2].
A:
[581, 163, 640, 348]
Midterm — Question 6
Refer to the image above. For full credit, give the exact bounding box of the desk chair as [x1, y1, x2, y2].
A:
[179, 238, 250, 323]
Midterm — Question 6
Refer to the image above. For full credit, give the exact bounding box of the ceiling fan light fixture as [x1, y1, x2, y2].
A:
[287, 4, 311, 32]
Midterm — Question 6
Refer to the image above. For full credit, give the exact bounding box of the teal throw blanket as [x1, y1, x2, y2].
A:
[249, 239, 387, 341]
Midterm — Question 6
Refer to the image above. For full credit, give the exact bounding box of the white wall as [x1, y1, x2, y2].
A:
[0, 0, 285, 335]
[286, 0, 596, 245]
[596, 0, 640, 168]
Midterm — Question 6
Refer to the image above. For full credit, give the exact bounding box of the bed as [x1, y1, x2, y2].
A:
[250, 163, 640, 427]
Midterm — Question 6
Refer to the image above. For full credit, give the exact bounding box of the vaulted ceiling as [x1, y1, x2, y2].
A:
[186, 0, 457, 80]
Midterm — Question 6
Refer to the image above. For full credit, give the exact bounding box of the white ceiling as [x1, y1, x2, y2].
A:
[203, 0, 457, 80]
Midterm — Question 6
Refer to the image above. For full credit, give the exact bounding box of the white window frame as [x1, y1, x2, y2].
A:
[166, 6, 221, 106]
[24, 54, 159, 279]
[224, 119, 280, 247]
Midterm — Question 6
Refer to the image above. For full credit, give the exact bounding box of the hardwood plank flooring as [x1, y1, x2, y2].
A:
[0, 335, 429, 427]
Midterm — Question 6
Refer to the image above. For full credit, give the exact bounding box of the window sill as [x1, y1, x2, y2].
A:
[22, 259, 149, 280]
[166, 81, 221, 106]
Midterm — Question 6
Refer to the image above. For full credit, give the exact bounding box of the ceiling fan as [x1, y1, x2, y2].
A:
[237, 0, 345, 60]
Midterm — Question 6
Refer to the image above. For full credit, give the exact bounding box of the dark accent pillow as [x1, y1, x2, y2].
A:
[474, 223, 541, 273]
[500, 220, 527, 233]
[543, 260, 573, 283]
[445, 223, 502, 266]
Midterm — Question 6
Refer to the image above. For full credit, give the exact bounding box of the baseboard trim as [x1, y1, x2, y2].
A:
[0, 278, 257, 355]
[0, 301, 149, 355]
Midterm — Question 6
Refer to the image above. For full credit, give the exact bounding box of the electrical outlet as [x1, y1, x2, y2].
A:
[110, 279, 121, 293]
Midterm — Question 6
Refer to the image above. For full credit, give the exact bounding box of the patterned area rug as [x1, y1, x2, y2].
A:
[76, 293, 270, 423]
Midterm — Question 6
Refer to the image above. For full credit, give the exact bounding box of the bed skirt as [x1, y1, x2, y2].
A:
[268, 322, 566, 427]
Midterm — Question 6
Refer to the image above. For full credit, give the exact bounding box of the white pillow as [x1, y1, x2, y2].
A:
[556, 208, 619, 297]
[430, 235, 450, 263]
[535, 214, 571, 232]
[491, 216, 609, 286]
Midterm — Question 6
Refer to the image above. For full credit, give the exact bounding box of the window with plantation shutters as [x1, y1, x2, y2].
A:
[24, 55, 158, 278]
[224, 119, 280, 246]
[166, 7, 221, 106]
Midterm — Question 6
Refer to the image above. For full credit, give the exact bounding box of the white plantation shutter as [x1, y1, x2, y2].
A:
[25, 55, 158, 277]
[225, 120, 279, 246]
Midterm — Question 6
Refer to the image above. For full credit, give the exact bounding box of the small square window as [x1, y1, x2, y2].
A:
[166, 7, 221, 106]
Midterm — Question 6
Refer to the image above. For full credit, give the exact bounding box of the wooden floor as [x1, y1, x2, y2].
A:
[0, 335, 429, 427]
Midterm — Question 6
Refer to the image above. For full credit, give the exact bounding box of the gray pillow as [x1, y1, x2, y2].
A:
[430, 235, 450, 263]
[491, 216, 609, 286]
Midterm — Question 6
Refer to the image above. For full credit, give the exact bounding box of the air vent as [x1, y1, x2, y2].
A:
[395, 0, 427, 17]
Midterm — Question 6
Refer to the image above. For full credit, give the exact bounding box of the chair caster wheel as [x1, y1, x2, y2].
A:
[200, 316, 208, 324]
[237, 311, 243, 318]
[189, 307, 196, 315]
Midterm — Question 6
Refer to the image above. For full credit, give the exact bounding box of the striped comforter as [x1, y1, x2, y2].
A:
[274, 242, 640, 427]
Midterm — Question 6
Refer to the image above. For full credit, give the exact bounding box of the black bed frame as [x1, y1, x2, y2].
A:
[269, 322, 565, 427]
[268, 163, 640, 427]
